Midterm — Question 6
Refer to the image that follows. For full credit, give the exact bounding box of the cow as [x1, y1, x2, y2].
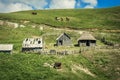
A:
[32, 12, 37, 15]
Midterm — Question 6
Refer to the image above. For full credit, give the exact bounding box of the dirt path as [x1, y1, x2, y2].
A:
[71, 64, 96, 77]
[43, 24, 86, 34]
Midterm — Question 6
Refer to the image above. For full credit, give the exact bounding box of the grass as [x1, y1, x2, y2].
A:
[0, 25, 43, 50]
[0, 24, 119, 80]
[0, 53, 109, 80]
[82, 50, 120, 80]
[0, 6, 120, 30]
[93, 32, 120, 43]
[0, 6, 120, 80]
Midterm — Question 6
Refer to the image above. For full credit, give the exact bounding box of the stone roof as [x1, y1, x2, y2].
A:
[78, 32, 96, 40]
[0, 44, 13, 51]
[56, 33, 70, 40]
[22, 38, 43, 48]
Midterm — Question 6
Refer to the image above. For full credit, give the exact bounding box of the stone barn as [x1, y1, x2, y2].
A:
[22, 38, 43, 52]
[0, 44, 13, 53]
[78, 32, 96, 46]
[56, 33, 72, 46]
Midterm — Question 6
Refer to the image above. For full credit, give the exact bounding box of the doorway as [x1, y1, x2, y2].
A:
[86, 40, 90, 46]
[59, 40, 63, 45]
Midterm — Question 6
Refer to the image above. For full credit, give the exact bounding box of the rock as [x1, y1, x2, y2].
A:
[32, 25, 36, 28]
[23, 21, 30, 24]
[43, 63, 53, 68]
[0, 20, 4, 25]
[14, 23, 19, 28]
[20, 25, 26, 28]
[40, 27, 43, 30]
[53, 62, 62, 69]
[5, 21, 19, 28]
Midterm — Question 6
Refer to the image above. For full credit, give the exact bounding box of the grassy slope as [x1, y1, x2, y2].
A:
[0, 24, 119, 80]
[0, 53, 108, 80]
[0, 7, 120, 80]
[0, 7, 120, 29]
[0, 25, 119, 51]
[82, 50, 120, 80]
[0, 25, 43, 50]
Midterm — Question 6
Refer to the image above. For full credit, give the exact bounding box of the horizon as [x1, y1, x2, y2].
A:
[0, 0, 120, 13]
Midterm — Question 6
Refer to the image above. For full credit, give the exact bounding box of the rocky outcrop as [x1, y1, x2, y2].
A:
[0, 20, 26, 28]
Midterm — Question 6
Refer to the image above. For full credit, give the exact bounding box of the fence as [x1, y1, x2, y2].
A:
[24, 45, 120, 55]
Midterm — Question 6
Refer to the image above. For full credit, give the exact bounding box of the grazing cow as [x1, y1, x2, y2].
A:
[66, 17, 70, 21]
[61, 18, 63, 21]
[32, 12, 37, 15]
[55, 17, 61, 21]
[55, 17, 58, 20]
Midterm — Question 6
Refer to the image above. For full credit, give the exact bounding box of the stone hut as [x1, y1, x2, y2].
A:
[22, 38, 43, 52]
[78, 32, 96, 46]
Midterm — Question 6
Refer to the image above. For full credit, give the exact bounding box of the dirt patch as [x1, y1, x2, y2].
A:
[71, 64, 96, 77]
[43, 63, 53, 68]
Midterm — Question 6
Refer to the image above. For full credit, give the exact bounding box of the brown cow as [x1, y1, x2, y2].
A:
[66, 17, 70, 21]
[32, 12, 37, 15]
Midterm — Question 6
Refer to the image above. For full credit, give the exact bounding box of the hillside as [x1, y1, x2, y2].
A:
[0, 7, 120, 80]
[0, 7, 120, 30]
[0, 53, 110, 80]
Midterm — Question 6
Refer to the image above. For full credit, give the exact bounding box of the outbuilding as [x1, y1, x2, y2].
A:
[56, 33, 72, 46]
[0, 44, 13, 53]
[78, 32, 96, 46]
[22, 38, 43, 52]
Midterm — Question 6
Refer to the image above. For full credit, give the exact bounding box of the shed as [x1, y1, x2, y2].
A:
[0, 44, 13, 53]
[78, 32, 96, 46]
[56, 33, 72, 46]
[22, 38, 43, 52]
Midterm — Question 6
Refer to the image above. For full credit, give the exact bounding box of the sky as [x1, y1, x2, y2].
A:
[0, 0, 120, 13]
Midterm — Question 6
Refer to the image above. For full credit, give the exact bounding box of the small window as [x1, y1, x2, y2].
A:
[38, 41, 41, 44]
[26, 38, 28, 41]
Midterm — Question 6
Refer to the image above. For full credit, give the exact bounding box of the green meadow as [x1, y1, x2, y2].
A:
[0, 6, 120, 29]
[0, 7, 120, 80]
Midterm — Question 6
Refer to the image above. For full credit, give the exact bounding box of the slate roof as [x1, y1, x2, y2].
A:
[56, 33, 71, 40]
[0, 44, 13, 51]
[22, 38, 43, 48]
